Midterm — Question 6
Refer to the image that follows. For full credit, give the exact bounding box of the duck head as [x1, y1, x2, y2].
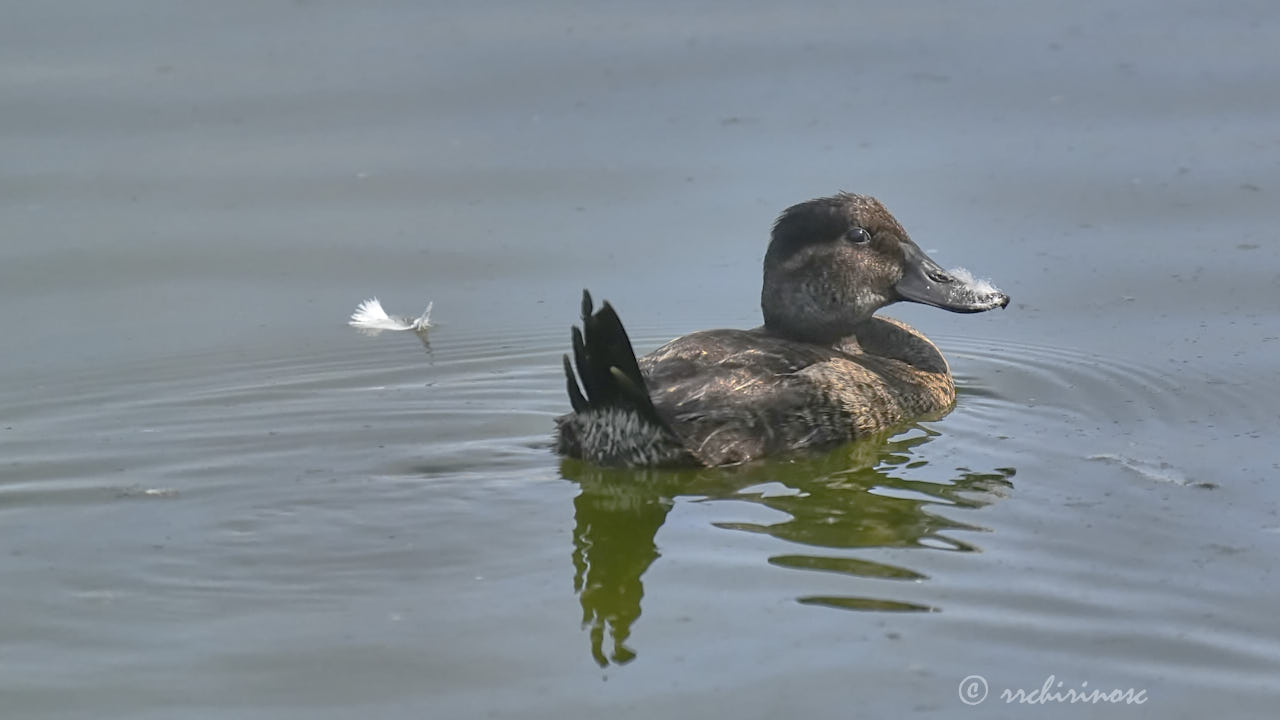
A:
[761, 192, 1009, 344]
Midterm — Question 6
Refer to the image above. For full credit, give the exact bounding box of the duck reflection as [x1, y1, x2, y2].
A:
[561, 427, 1015, 666]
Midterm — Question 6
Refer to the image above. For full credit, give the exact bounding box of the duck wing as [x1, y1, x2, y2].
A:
[640, 330, 855, 465]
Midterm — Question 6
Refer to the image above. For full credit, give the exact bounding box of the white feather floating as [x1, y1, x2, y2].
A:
[348, 297, 432, 335]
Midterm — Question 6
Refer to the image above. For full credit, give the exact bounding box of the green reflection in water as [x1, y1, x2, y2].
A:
[561, 426, 1016, 667]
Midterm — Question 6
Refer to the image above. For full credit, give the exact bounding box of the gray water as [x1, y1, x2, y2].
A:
[4, 1, 1280, 718]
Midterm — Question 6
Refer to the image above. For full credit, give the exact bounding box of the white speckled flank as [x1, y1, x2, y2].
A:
[568, 408, 687, 467]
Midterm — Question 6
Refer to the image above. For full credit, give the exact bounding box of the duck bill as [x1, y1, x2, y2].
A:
[894, 243, 1010, 313]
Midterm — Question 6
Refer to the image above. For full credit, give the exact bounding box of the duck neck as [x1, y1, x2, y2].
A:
[761, 318, 852, 347]
[760, 261, 887, 346]
[761, 282, 872, 347]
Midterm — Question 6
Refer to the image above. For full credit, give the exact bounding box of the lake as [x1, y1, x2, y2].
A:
[3, 1, 1279, 718]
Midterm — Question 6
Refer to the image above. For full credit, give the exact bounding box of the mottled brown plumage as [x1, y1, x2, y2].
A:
[556, 193, 1008, 467]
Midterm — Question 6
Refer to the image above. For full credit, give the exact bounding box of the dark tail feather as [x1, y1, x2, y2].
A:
[563, 355, 587, 412]
[562, 290, 665, 428]
[571, 325, 598, 401]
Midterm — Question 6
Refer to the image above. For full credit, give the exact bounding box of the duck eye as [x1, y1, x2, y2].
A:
[847, 227, 871, 244]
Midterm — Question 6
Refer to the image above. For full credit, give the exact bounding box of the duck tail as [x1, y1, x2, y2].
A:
[556, 290, 688, 466]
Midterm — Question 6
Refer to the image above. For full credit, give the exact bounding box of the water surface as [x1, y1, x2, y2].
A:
[3, 1, 1279, 718]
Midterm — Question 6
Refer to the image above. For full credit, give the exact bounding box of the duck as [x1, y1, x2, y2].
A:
[555, 192, 1009, 467]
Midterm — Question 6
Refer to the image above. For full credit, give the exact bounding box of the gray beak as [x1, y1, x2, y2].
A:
[894, 242, 1010, 313]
